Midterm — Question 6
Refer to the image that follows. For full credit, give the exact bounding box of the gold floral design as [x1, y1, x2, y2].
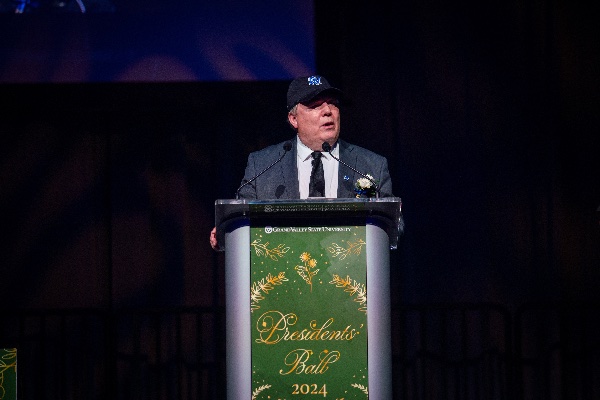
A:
[250, 272, 288, 313]
[251, 239, 289, 261]
[351, 383, 369, 396]
[0, 348, 17, 400]
[251, 384, 271, 399]
[329, 274, 367, 313]
[327, 239, 366, 260]
[295, 252, 319, 292]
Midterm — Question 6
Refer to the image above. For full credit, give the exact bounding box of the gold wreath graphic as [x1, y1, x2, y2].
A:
[327, 238, 366, 260]
[251, 384, 272, 399]
[351, 383, 369, 396]
[329, 274, 367, 313]
[251, 239, 289, 261]
[250, 272, 288, 313]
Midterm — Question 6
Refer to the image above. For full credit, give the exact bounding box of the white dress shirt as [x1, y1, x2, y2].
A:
[297, 136, 339, 199]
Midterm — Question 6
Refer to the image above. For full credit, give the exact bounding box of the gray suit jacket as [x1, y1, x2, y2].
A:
[237, 138, 393, 199]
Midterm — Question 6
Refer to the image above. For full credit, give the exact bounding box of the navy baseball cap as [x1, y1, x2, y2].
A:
[286, 75, 343, 111]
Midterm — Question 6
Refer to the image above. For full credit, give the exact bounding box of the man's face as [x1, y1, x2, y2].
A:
[288, 94, 341, 151]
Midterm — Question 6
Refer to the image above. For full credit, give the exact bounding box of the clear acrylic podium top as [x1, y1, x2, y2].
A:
[214, 197, 403, 251]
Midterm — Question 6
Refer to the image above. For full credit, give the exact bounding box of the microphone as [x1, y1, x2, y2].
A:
[235, 141, 293, 199]
[322, 142, 380, 198]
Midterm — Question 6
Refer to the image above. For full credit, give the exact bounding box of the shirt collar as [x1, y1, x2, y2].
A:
[296, 136, 337, 161]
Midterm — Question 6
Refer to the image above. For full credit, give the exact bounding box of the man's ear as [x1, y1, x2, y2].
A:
[287, 113, 298, 129]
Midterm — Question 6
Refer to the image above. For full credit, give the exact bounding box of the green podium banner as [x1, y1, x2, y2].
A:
[250, 224, 369, 399]
[0, 348, 17, 400]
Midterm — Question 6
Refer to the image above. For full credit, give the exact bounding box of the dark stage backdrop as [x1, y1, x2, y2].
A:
[1, 0, 599, 397]
[314, 1, 600, 309]
[1, 80, 294, 308]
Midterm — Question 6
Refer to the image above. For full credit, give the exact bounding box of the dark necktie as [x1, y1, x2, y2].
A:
[309, 151, 325, 197]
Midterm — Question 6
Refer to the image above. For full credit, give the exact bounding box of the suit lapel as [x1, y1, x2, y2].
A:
[278, 139, 300, 199]
[337, 140, 357, 198]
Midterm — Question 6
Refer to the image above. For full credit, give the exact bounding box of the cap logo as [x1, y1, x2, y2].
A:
[307, 76, 322, 86]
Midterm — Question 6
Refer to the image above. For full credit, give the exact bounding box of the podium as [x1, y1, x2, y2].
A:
[215, 198, 402, 400]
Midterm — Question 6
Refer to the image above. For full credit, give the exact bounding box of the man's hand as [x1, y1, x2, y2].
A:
[210, 226, 220, 251]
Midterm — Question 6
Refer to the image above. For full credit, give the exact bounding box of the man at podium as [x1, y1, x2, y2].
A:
[210, 74, 393, 250]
